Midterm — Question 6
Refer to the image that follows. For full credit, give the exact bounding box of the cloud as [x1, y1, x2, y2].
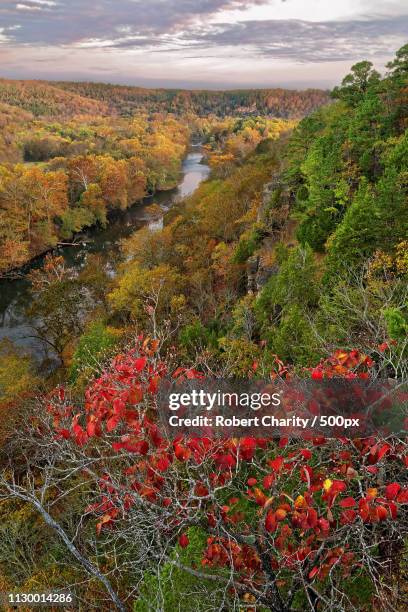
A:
[16, 4, 43, 10]
[14, 0, 56, 11]
[1, 0, 404, 65]
[0, 24, 21, 44]
[178, 16, 408, 62]
[0, 0, 269, 45]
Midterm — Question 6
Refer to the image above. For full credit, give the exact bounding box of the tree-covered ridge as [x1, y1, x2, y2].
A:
[50, 81, 330, 118]
[0, 78, 330, 120]
[0, 79, 110, 118]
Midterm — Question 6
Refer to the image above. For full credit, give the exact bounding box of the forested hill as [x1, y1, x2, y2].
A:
[54, 82, 330, 118]
[0, 79, 110, 118]
[0, 78, 329, 118]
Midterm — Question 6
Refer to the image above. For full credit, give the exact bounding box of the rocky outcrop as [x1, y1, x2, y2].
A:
[246, 174, 293, 293]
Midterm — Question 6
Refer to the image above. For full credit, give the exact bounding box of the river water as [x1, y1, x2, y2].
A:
[0, 146, 209, 362]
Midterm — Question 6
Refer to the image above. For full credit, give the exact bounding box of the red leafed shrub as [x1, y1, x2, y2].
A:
[41, 340, 408, 609]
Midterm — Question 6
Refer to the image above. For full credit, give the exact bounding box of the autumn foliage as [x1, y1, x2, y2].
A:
[43, 338, 408, 609]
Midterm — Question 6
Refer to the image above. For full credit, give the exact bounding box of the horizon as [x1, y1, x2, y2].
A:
[0, 74, 332, 92]
[0, 1, 407, 88]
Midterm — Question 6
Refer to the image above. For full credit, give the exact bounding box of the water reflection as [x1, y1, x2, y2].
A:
[0, 148, 209, 361]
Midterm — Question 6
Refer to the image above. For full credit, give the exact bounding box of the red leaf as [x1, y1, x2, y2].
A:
[127, 440, 149, 455]
[397, 488, 408, 504]
[359, 500, 370, 521]
[195, 483, 209, 497]
[330, 480, 347, 494]
[148, 376, 160, 393]
[253, 488, 267, 506]
[86, 418, 100, 437]
[185, 368, 204, 379]
[178, 533, 189, 548]
[318, 517, 330, 532]
[174, 443, 191, 462]
[377, 443, 391, 461]
[376, 505, 388, 521]
[268, 456, 284, 471]
[57, 428, 70, 439]
[265, 509, 277, 533]
[112, 441, 127, 452]
[308, 566, 319, 580]
[240, 437, 256, 460]
[306, 507, 318, 528]
[156, 456, 170, 472]
[366, 466, 378, 474]
[113, 398, 126, 416]
[339, 497, 356, 508]
[134, 357, 147, 372]
[263, 473, 275, 489]
[385, 482, 401, 500]
[311, 369, 323, 380]
[72, 416, 88, 446]
[106, 415, 121, 432]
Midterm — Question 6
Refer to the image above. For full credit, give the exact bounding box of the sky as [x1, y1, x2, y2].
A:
[0, 0, 407, 89]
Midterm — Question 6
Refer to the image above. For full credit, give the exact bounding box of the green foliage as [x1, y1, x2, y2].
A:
[289, 44, 408, 269]
[231, 294, 257, 340]
[332, 60, 380, 106]
[69, 321, 119, 384]
[256, 245, 318, 323]
[178, 319, 219, 351]
[60, 205, 96, 236]
[233, 226, 263, 263]
[340, 570, 375, 606]
[134, 527, 222, 612]
[383, 307, 408, 342]
[325, 130, 408, 277]
[323, 178, 378, 276]
[386, 43, 408, 78]
[218, 337, 262, 376]
[253, 245, 320, 364]
[270, 304, 320, 365]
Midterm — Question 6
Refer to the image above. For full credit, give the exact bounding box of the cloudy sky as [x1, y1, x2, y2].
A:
[0, 0, 407, 88]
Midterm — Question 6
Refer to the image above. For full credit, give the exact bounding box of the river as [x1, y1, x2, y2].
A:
[0, 145, 210, 364]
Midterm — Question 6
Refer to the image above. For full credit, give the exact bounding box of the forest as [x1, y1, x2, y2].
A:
[0, 79, 330, 118]
[0, 45, 407, 611]
[0, 77, 318, 273]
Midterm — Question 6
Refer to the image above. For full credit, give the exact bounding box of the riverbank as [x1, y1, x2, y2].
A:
[0, 146, 210, 362]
